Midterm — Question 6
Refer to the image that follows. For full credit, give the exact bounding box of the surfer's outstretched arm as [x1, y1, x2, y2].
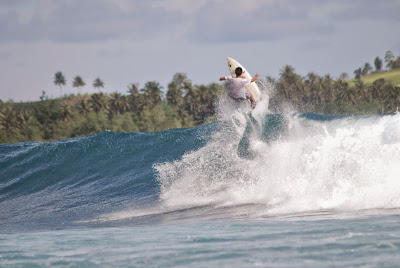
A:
[219, 77, 226, 81]
[251, 73, 260, 83]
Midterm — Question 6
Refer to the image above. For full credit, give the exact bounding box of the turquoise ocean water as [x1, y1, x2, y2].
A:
[2, 93, 400, 267]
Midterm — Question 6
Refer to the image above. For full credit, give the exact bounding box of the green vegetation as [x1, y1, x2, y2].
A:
[268, 50, 400, 115]
[348, 69, 400, 87]
[269, 68, 400, 115]
[1, 51, 400, 143]
[0, 73, 224, 143]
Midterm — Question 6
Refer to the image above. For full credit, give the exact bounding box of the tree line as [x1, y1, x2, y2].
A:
[268, 50, 400, 114]
[1, 50, 400, 143]
[0, 73, 225, 143]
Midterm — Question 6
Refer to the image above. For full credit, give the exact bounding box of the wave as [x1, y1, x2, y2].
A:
[156, 108, 400, 218]
[0, 126, 215, 230]
[2, 87, 400, 230]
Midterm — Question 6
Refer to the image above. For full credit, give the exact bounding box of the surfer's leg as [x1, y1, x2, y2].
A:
[246, 93, 256, 109]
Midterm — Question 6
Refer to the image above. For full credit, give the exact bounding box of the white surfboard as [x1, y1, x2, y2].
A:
[227, 57, 261, 103]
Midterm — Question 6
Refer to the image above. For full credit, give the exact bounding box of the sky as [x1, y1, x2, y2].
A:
[1, 0, 400, 102]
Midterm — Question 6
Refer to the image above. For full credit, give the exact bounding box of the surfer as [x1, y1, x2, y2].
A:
[220, 67, 260, 108]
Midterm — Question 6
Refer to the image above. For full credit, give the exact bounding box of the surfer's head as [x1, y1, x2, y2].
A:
[235, 67, 243, 77]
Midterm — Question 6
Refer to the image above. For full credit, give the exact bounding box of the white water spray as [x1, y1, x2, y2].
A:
[156, 83, 400, 217]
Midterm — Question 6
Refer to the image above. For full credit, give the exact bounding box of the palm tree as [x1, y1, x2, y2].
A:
[306, 72, 318, 85]
[167, 81, 183, 107]
[304, 72, 319, 103]
[78, 99, 90, 116]
[127, 83, 141, 113]
[322, 74, 335, 102]
[354, 68, 362, 79]
[280, 65, 296, 83]
[60, 101, 73, 122]
[384, 84, 400, 112]
[141, 81, 163, 109]
[354, 79, 370, 102]
[173, 73, 192, 92]
[54, 71, 66, 97]
[308, 77, 324, 105]
[374, 57, 383, 72]
[73, 76, 85, 94]
[109, 92, 123, 116]
[336, 80, 356, 104]
[278, 65, 297, 100]
[194, 84, 219, 122]
[168, 73, 193, 109]
[361, 63, 372, 76]
[127, 83, 139, 96]
[385, 50, 395, 69]
[40, 91, 49, 102]
[370, 78, 385, 101]
[89, 92, 107, 113]
[279, 65, 305, 105]
[393, 56, 400, 69]
[0, 106, 17, 133]
[120, 95, 129, 114]
[93, 78, 104, 92]
[183, 84, 199, 115]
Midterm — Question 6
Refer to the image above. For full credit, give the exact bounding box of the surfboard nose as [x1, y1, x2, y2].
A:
[227, 57, 233, 68]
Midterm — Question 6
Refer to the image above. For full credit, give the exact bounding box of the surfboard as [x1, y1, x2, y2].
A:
[227, 57, 261, 103]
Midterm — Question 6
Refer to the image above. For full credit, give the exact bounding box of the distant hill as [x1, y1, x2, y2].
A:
[348, 69, 400, 86]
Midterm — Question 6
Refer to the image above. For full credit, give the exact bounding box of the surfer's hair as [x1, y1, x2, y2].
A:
[235, 67, 243, 77]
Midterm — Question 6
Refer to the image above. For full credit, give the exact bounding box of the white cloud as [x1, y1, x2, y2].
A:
[185, 0, 335, 43]
[0, 0, 186, 43]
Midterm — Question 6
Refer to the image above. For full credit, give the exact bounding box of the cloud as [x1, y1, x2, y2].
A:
[1, 0, 398, 46]
[330, 0, 400, 21]
[0, 0, 31, 8]
[0, 51, 11, 60]
[302, 39, 331, 51]
[0, 0, 185, 43]
[96, 48, 129, 58]
[185, 0, 334, 43]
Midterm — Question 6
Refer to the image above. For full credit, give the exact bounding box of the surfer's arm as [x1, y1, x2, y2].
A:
[251, 73, 260, 83]
[219, 77, 226, 81]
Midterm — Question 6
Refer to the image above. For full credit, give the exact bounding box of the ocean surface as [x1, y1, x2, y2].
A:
[1, 93, 400, 267]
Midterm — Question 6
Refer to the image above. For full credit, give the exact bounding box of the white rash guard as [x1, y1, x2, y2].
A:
[225, 76, 250, 100]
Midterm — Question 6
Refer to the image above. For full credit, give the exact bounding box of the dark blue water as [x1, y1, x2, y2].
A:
[2, 108, 400, 267]
[0, 124, 217, 232]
